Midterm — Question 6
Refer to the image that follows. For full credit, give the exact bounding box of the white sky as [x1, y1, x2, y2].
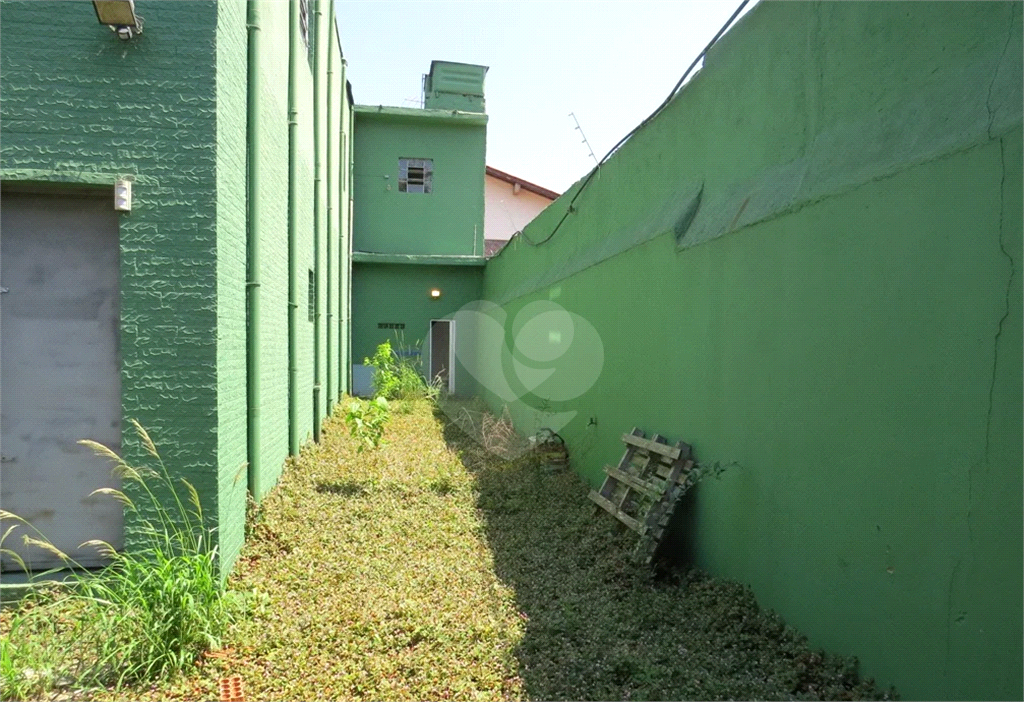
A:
[334, 1, 758, 194]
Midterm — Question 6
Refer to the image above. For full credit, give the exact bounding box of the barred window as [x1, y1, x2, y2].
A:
[398, 158, 433, 194]
[299, 0, 314, 69]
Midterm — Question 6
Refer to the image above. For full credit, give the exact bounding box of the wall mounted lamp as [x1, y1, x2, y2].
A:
[430, 288, 442, 299]
[114, 179, 132, 212]
[93, 0, 143, 40]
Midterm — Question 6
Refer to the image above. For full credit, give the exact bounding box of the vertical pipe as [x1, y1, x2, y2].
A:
[325, 0, 334, 413]
[346, 94, 354, 394]
[312, 0, 323, 442]
[245, 0, 262, 499]
[342, 63, 350, 399]
[339, 61, 348, 396]
[287, 0, 300, 455]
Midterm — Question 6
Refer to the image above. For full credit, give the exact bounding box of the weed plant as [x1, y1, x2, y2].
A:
[365, 338, 442, 402]
[343, 396, 391, 452]
[0, 421, 237, 699]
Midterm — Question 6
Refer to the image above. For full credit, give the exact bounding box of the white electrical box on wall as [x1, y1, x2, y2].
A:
[114, 179, 132, 211]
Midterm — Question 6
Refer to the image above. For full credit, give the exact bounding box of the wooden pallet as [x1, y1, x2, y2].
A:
[588, 427, 694, 564]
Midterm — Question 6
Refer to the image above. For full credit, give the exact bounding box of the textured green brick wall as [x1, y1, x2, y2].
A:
[0, 0, 224, 554]
[249, 0, 291, 497]
[312, 0, 328, 427]
[1, 0, 352, 572]
[477, 3, 1022, 699]
[340, 71, 353, 394]
[326, 19, 340, 407]
[326, 13, 348, 403]
[214, 0, 249, 570]
[294, 0, 317, 448]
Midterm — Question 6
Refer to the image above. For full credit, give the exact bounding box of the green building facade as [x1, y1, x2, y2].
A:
[2, 3, 1022, 700]
[469, 3, 1023, 699]
[350, 62, 487, 395]
[0, 0, 353, 574]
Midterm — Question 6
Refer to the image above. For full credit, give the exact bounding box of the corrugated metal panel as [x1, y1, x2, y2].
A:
[424, 61, 488, 113]
[430, 62, 486, 97]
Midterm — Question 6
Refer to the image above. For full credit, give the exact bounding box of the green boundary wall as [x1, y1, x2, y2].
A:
[475, 3, 1023, 699]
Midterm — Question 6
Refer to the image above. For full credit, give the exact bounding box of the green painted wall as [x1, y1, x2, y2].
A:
[214, 0, 250, 569]
[351, 263, 482, 388]
[330, 24, 353, 399]
[352, 109, 486, 256]
[249, 0, 348, 495]
[0, 0, 227, 558]
[249, 0, 291, 497]
[1, 0, 353, 572]
[326, 9, 341, 409]
[292, 0, 317, 452]
[475, 3, 1022, 700]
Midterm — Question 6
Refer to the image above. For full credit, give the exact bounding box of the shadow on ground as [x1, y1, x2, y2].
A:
[434, 404, 892, 701]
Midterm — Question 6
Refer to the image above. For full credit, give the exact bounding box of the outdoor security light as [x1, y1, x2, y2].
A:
[93, 0, 142, 40]
[430, 288, 442, 299]
[114, 180, 132, 212]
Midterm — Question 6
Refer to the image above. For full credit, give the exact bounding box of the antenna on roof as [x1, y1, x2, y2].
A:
[568, 112, 599, 166]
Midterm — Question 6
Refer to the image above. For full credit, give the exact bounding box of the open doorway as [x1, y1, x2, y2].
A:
[429, 319, 455, 394]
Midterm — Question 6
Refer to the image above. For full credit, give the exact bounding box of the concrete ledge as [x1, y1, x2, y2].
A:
[354, 104, 488, 126]
[352, 251, 487, 267]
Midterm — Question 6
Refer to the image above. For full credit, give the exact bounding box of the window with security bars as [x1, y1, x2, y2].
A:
[299, 0, 313, 69]
[398, 158, 433, 193]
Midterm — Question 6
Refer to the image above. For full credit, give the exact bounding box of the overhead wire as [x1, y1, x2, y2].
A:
[514, 0, 751, 247]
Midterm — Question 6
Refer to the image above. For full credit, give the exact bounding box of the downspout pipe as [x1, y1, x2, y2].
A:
[245, 0, 263, 500]
[325, 0, 334, 413]
[312, 0, 323, 443]
[346, 84, 354, 394]
[287, 0, 300, 455]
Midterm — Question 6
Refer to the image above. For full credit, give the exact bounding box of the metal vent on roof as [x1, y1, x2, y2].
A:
[423, 61, 488, 113]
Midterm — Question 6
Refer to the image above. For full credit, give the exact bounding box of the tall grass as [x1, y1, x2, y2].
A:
[365, 338, 442, 402]
[0, 420, 238, 698]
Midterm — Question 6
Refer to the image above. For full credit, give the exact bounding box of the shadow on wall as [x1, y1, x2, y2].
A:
[434, 408, 891, 701]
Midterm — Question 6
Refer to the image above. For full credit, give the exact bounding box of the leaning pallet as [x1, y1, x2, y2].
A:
[587, 427, 694, 565]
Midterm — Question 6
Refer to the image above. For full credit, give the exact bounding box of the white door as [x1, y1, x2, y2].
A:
[1, 191, 122, 571]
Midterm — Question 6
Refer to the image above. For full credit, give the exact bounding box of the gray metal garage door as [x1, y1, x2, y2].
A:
[1, 190, 122, 571]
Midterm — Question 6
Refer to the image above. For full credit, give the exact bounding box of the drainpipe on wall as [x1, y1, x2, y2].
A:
[245, 0, 263, 500]
[347, 90, 354, 394]
[325, 0, 334, 414]
[287, 0, 300, 455]
[312, 0, 323, 443]
[340, 60, 350, 396]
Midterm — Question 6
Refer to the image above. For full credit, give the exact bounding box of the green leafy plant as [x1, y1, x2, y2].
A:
[344, 396, 391, 452]
[365, 340, 401, 399]
[0, 420, 238, 697]
[365, 337, 441, 401]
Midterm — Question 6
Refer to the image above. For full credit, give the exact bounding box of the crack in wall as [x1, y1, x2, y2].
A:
[985, 136, 1013, 462]
[985, 4, 1017, 140]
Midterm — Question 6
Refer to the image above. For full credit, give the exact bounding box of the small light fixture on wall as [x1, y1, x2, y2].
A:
[114, 179, 132, 212]
[430, 288, 442, 299]
[93, 0, 143, 40]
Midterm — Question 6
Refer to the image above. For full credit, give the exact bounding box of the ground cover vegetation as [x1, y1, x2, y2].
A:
[0, 422, 238, 700]
[1, 398, 893, 700]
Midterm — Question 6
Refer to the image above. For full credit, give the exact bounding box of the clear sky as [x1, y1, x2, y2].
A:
[334, 1, 758, 194]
